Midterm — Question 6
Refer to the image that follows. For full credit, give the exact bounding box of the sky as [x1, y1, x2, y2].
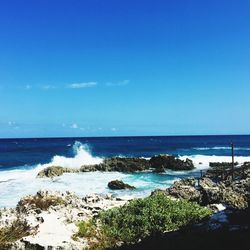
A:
[0, 0, 250, 138]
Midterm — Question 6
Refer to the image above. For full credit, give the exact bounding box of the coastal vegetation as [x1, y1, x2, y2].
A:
[17, 193, 65, 212]
[0, 162, 249, 249]
[0, 220, 32, 248]
[74, 193, 212, 249]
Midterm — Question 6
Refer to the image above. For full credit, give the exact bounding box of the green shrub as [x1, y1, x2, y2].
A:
[99, 193, 212, 243]
[76, 193, 212, 249]
[75, 220, 97, 238]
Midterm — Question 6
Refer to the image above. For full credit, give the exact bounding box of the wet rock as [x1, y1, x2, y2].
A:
[149, 155, 194, 171]
[153, 165, 166, 173]
[108, 180, 136, 190]
[37, 166, 79, 178]
[38, 155, 195, 178]
[90, 157, 150, 172]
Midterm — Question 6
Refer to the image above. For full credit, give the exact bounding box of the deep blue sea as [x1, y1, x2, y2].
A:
[1, 135, 250, 170]
[0, 135, 250, 207]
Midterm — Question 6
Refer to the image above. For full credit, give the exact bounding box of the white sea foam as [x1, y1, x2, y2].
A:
[1, 142, 250, 208]
[41, 141, 103, 169]
[0, 142, 177, 207]
[193, 146, 250, 151]
[180, 154, 250, 170]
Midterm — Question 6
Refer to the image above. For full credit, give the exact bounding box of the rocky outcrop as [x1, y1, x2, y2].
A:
[37, 155, 195, 178]
[83, 157, 151, 173]
[108, 180, 135, 190]
[37, 166, 79, 178]
[165, 178, 202, 203]
[149, 155, 194, 171]
[0, 190, 130, 249]
[201, 164, 250, 209]
[162, 164, 250, 210]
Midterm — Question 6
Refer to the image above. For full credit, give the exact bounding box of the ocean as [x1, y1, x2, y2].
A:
[1, 135, 250, 207]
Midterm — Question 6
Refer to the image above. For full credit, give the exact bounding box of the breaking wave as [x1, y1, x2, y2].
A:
[1, 142, 250, 208]
[41, 141, 103, 169]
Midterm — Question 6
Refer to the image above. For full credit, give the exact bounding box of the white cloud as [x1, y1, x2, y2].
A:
[67, 82, 97, 89]
[106, 80, 130, 87]
[70, 123, 78, 129]
[111, 127, 118, 131]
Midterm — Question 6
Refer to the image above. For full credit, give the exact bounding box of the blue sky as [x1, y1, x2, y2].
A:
[0, 0, 250, 138]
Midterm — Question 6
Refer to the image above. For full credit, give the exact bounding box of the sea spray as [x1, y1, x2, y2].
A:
[42, 141, 103, 169]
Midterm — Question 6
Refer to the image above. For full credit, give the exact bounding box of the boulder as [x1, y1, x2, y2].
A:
[108, 180, 135, 190]
[149, 155, 194, 171]
[199, 178, 222, 204]
[199, 177, 248, 209]
[37, 166, 78, 178]
[165, 178, 202, 203]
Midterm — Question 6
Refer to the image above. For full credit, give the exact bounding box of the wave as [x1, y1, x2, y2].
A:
[193, 146, 250, 151]
[1, 143, 250, 207]
[179, 154, 250, 170]
[40, 141, 103, 169]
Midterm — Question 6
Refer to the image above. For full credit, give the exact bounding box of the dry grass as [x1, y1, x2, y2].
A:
[17, 195, 65, 212]
[0, 219, 33, 248]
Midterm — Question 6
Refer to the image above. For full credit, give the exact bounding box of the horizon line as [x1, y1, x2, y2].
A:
[0, 133, 249, 140]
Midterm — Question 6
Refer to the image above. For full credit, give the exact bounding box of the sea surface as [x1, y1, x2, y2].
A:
[0, 135, 250, 207]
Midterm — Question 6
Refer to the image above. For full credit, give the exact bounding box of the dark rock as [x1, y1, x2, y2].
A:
[36, 217, 44, 223]
[38, 155, 194, 178]
[199, 177, 248, 209]
[82, 157, 150, 173]
[80, 165, 98, 172]
[209, 162, 238, 168]
[108, 180, 136, 190]
[37, 166, 79, 178]
[165, 178, 202, 203]
[199, 178, 222, 204]
[153, 165, 166, 173]
[149, 155, 194, 171]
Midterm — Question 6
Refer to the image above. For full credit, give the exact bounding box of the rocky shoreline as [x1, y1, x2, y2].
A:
[1, 158, 249, 250]
[0, 191, 131, 249]
[37, 154, 195, 178]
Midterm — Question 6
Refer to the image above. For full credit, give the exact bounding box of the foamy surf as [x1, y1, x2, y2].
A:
[0, 141, 103, 184]
[1, 141, 250, 207]
[180, 154, 250, 170]
[41, 141, 103, 169]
